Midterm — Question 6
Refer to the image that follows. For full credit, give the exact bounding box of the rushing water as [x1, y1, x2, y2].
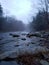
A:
[0, 31, 41, 65]
[0, 61, 19, 65]
[0, 32, 30, 65]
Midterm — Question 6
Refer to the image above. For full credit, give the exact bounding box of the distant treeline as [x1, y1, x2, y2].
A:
[0, 4, 25, 32]
[29, 0, 49, 31]
[29, 11, 49, 31]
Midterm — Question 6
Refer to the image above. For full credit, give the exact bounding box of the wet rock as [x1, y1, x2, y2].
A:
[31, 42, 36, 44]
[26, 34, 33, 38]
[27, 33, 41, 38]
[27, 42, 36, 46]
[9, 33, 13, 36]
[9, 33, 20, 37]
[41, 34, 49, 39]
[0, 38, 2, 40]
[39, 38, 49, 49]
[40, 60, 49, 65]
[40, 31, 46, 34]
[21, 38, 26, 41]
[0, 44, 49, 61]
[1, 57, 16, 61]
[0, 37, 3, 40]
[12, 35, 20, 37]
[14, 45, 19, 47]
[42, 52, 49, 60]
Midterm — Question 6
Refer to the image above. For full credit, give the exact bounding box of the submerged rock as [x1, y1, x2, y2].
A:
[21, 38, 26, 41]
[21, 33, 27, 36]
[14, 45, 19, 47]
[9, 33, 13, 36]
[0, 38, 2, 40]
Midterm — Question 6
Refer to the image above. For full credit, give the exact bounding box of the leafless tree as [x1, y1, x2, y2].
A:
[38, 0, 49, 29]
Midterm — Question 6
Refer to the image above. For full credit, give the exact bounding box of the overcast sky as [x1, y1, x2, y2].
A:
[0, 0, 39, 24]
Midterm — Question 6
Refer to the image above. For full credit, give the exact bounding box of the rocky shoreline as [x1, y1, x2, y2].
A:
[0, 31, 49, 65]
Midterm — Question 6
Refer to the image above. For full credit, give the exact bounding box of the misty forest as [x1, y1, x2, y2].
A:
[0, 0, 49, 65]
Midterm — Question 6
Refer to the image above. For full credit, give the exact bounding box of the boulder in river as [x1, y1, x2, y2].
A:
[41, 34, 49, 39]
[12, 35, 20, 37]
[9, 33, 20, 37]
[27, 33, 41, 38]
[21, 38, 26, 41]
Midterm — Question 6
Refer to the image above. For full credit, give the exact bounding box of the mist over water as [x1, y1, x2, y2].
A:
[0, 0, 49, 65]
[0, 0, 39, 24]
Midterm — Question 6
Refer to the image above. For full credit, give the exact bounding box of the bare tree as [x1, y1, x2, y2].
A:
[0, 4, 2, 18]
[38, 0, 49, 29]
[38, 0, 49, 11]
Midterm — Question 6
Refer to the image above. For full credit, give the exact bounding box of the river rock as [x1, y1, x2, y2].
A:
[27, 32, 41, 38]
[40, 60, 49, 65]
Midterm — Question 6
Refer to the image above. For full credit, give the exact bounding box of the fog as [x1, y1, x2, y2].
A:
[0, 0, 49, 65]
[0, 0, 38, 24]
